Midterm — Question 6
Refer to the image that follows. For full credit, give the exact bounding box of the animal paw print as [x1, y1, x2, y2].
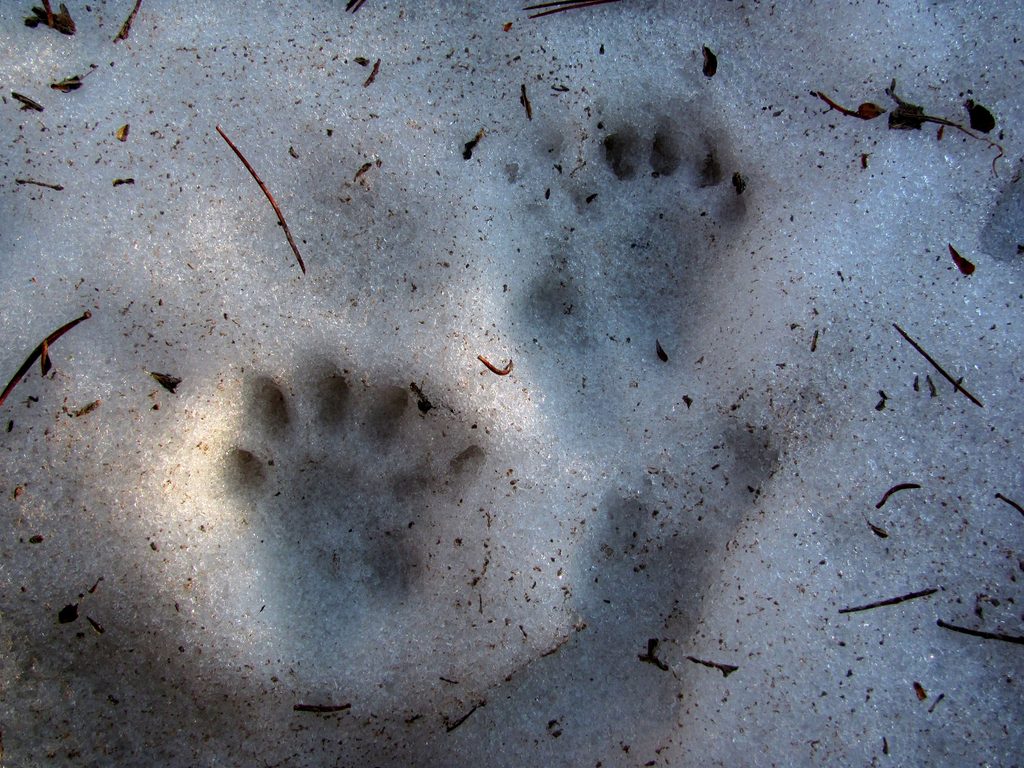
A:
[513, 96, 753, 439]
[222, 363, 488, 633]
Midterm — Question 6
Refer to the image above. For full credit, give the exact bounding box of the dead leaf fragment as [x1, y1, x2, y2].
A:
[50, 74, 83, 92]
[965, 100, 995, 133]
[148, 372, 181, 393]
[856, 102, 885, 120]
[25, 3, 75, 35]
[948, 244, 975, 275]
[702, 46, 717, 78]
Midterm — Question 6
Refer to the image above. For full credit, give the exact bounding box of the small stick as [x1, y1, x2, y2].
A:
[936, 619, 1024, 645]
[685, 656, 738, 678]
[838, 587, 936, 614]
[892, 323, 982, 407]
[1, 311, 92, 409]
[15, 178, 63, 190]
[523, 0, 623, 19]
[345, 0, 368, 11]
[875, 483, 921, 509]
[995, 493, 1024, 518]
[113, 0, 143, 42]
[293, 703, 351, 713]
[42, 0, 55, 27]
[216, 125, 306, 274]
[477, 355, 513, 376]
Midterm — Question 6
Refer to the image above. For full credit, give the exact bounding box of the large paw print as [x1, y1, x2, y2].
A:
[222, 363, 489, 640]
[512, 95, 755, 438]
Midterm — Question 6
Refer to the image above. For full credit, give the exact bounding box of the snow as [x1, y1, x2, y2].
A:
[1, 1, 1021, 765]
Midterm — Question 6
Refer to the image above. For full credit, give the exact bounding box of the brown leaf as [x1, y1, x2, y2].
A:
[948, 243, 975, 275]
[856, 102, 885, 120]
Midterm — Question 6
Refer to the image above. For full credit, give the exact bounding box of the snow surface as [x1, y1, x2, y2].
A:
[1, 1, 1022, 765]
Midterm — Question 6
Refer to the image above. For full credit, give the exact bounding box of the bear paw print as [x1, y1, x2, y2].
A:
[222, 363, 488, 632]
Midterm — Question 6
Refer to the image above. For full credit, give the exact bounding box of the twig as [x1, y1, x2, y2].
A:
[1, 311, 92, 409]
[839, 587, 937, 614]
[523, 0, 623, 19]
[994, 493, 1024, 518]
[875, 483, 921, 509]
[216, 125, 306, 274]
[113, 0, 143, 43]
[936, 620, 1024, 645]
[15, 178, 63, 190]
[345, 0, 368, 11]
[892, 323, 982, 407]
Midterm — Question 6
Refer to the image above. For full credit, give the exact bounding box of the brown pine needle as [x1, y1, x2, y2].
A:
[839, 588, 937, 614]
[875, 482, 921, 509]
[293, 702, 351, 713]
[994, 493, 1024, 518]
[216, 125, 306, 274]
[477, 355, 513, 376]
[523, 0, 623, 19]
[1, 311, 92, 409]
[892, 323, 982, 407]
[936, 620, 1024, 645]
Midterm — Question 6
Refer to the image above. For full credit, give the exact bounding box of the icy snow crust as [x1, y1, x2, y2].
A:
[0, 1, 1021, 765]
